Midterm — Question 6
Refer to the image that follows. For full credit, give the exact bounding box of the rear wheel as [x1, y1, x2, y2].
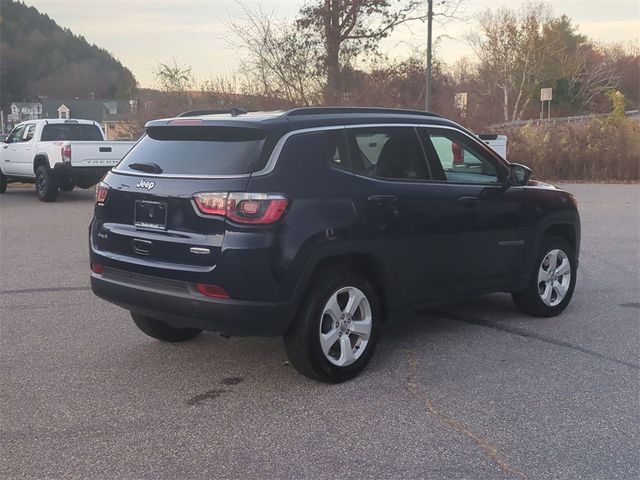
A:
[131, 313, 202, 342]
[512, 235, 576, 317]
[284, 268, 381, 383]
[0, 171, 7, 193]
[35, 166, 58, 202]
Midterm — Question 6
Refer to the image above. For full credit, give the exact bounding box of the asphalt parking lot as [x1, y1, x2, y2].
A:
[1, 183, 638, 480]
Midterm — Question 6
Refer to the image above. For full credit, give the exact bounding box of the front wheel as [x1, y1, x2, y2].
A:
[284, 269, 381, 383]
[131, 313, 202, 342]
[0, 171, 7, 193]
[35, 166, 58, 202]
[512, 235, 577, 317]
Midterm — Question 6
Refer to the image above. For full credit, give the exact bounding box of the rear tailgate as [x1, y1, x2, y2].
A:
[91, 123, 270, 277]
[92, 173, 249, 272]
[69, 141, 136, 168]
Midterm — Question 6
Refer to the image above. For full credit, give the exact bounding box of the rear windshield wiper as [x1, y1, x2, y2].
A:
[128, 162, 163, 174]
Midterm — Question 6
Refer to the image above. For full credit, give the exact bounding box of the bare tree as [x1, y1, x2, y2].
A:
[153, 59, 194, 93]
[298, 0, 428, 104]
[228, 4, 324, 105]
[468, 3, 573, 122]
[567, 43, 622, 112]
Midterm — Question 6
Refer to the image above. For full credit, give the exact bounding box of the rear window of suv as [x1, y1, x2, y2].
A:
[116, 126, 267, 176]
[41, 124, 104, 141]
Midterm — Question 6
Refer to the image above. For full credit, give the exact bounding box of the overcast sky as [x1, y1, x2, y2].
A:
[23, 0, 640, 87]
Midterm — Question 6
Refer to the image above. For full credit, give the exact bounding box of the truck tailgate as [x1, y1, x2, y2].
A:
[69, 141, 136, 167]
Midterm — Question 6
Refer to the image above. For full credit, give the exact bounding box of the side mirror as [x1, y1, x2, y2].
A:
[508, 163, 531, 186]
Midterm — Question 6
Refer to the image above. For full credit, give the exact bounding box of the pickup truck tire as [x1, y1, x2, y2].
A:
[59, 178, 75, 192]
[283, 268, 381, 383]
[512, 235, 576, 317]
[35, 166, 58, 202]
[0, 171, 7, 194]
[131, 312, 202, 342]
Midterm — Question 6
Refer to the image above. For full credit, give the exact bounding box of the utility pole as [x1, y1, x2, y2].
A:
[425, 0, 433, 111]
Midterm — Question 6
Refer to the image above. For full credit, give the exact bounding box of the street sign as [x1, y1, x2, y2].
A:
[541, 88, 553, 102]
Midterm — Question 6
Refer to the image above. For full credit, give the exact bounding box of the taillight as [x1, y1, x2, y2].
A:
[193, 192, 227, 216]
[192, 192, 289, 225]
[95, 182, 109, 205]
[90, 262, 104, 274]
[195, 283, 230, 299]
[61, 144, 71, 163]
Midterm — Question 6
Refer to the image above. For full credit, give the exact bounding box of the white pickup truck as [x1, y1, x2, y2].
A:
[0, 119, 135, 202]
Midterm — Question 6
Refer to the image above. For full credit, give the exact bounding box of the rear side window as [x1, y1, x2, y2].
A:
[346, 127, 431, 181]
[116, 126, 267, 176]
[23, 124, 36, 141]
[41, 124, 103, 141]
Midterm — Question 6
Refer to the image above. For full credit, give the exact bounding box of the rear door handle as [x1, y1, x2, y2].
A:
[458, 196, 480, 205]
[99, 147, 112, 153]
[368, 195, 398, 203]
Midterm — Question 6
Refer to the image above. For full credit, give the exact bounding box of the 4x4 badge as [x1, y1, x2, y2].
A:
[136, 180, 155, 190]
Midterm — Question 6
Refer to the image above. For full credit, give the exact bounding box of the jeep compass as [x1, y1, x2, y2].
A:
[90, 107, 580, 382]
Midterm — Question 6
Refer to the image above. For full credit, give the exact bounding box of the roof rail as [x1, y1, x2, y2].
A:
[178, 107, 248, 118]
[283, 107, 440, 118]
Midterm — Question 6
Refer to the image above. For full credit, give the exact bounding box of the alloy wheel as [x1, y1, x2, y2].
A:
[537, 248, 571, 307]
[318, 286, 372, 367]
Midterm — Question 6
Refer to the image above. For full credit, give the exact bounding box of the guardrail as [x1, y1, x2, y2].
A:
[490, 110, 639, 130]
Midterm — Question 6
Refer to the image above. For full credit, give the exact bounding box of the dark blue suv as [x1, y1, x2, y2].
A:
[90, 107, 580, 382]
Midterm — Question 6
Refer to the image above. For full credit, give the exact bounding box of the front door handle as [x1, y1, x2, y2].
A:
[368, 194, 398, 203]
[458, 196, 480, 205]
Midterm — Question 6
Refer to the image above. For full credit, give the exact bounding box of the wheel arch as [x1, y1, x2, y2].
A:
[524, 212, 581, 285]
[544, 223, 577, 253]
[33, 154, 50, 173]
[291, 248, 392, 320]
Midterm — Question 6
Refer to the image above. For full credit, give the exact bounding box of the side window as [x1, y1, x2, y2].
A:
[6, 125, 25, 144]
[23, 124, 36, 141]
[426, 130, 500, 184]
[346, 127, 430, 181]
[326, 130, 348, 168]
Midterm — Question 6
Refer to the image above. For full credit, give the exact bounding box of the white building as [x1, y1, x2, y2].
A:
[8, 102, 42, 122]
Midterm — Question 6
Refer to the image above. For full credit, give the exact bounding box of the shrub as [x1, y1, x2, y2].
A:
[507, 118, 640, 181]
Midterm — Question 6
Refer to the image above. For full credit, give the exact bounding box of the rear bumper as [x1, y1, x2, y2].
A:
[90, 268, 295, 336]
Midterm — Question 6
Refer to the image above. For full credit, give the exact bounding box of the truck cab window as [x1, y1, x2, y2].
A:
[7, 125, 26, 143]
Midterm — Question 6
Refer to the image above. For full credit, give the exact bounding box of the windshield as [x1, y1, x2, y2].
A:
[116, 126, 268, 176]
[41, 124, 104, 141]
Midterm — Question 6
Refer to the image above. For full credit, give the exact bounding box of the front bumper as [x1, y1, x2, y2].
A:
[90, 267, 295, 336]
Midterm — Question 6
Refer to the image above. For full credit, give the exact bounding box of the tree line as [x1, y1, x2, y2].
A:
[151, 1, 638, 129]
[0, 0, 137, 109]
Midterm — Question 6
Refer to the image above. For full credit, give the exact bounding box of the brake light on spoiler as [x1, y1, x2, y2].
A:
[193, 192, 289, 225]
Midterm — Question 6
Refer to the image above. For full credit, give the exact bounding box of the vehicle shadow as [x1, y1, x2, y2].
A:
[3, 187, 94, 203]
[106, 293, 527, 392]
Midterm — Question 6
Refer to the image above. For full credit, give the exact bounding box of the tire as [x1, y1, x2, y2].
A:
[512, 235, 577, 317]
[131, 312, 202, 342]
[59, 178, 75, 192]
[0, 171, 7, 194]
[284, 268, 382, 383]
[35, 166, 58, 202]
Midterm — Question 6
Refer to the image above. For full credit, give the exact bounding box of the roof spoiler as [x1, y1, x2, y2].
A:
[178, 108, 248, 118]
[283, 107, 441, 118]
